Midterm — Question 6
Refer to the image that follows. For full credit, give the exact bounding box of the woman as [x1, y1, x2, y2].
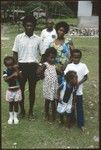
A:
[50, 21, 75, 80]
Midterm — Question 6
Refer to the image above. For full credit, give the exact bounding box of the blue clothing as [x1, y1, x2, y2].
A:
[3, 68, 20, 87]
[76, 95, 84, 128]
[59, 80, 73, 103]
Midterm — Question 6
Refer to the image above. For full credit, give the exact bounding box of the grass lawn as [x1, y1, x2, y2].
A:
[1, 22, 99, 149]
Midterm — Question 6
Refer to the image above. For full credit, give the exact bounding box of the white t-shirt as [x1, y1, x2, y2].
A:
[40, 28, 57, 54]
[12, 32, 42, 63]
[64, 62, 89, 95]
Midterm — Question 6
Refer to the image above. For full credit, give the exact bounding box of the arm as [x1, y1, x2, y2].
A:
[3, 72, 18, 82]
[13, 64, 22, 78]
[57, 88, 62, 103]
[76, 74, 88, 90]
[57, 83, 64, 103]
[13, 52, 18, 64]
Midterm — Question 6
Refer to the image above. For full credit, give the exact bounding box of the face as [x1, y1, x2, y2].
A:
[6, 59, 14, 69]
[57, 27, 65, 38]
[47, 53, 55, 64]
[72, 52, 81, 64]
[47, 20, 54, 30]
[24, 22, 35, 36]
[70, 74, 78, 86]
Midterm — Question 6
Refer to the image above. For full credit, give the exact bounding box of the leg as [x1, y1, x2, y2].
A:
[19, 78, 27, 117]
[76, 95, 84, 129]
[14, 102, 18, 112]
[71, 106, 76, 125]
[45, 99, 50, 121]
[66, 113, 72, 128]
[60, 114, 64, 124]
[28, 77, 36, 117]
[51, 100, 56, 121]
[14, 102, 19, 124]
[8, 102, 14, 124]
[27, 63, 38, 118]
[18, 63, 28, 117]
[9, 102, 13, 112]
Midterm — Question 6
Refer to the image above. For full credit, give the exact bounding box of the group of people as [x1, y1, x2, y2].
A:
[3, 15, 89, 132]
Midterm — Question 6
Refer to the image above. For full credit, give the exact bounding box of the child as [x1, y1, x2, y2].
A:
[64, 49, 89, 131]
[42, 47, 58, 122]
[3, 56, 22, 124]
[57, 71, 77, 128]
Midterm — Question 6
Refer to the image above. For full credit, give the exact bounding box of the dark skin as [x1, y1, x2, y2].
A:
[57, 74, 78, 128]
[44, 53, 57, 122]
[13, 22, 38, 118]
[54, 27, 75, 74]
[4, 60, 21, 112]
[72, 52, 88, 91]
[55, 27, 75, 52]
[13, 22, 35, 63]
[46, 19, 54, 32]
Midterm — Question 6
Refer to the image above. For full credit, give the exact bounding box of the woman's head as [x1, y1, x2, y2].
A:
[4, 56, 15, 68]
[44, 47, 57, 64]
[55, 21, 69, 38]
[71, 49, 82, 64]
[22, 15, 37, 36]
[65, 71, 78, 86]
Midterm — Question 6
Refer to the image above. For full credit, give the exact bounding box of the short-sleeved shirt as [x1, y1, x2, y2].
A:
[3, 68, 20, 87]
[12, 32, 42, 63]
[40, 28, 57, 54]
[64, 62, 89, 95]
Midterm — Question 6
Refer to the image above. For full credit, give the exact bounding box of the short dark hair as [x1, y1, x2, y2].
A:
[4, 56, 15, 66]
[72, 49, 82, 58]
[65, 71, 77, 82]
[55, 21, 69, 34]
[22, 15, 37, 27]
[43, 47, 57, 62]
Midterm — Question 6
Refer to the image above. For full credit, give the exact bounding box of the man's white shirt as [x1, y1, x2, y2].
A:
[12, 32, 42, 63]
[64, 62, 89, 95]
[40, 28, 57, 54]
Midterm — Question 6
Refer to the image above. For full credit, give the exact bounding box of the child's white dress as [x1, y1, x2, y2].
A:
[43, 62, 59, 101]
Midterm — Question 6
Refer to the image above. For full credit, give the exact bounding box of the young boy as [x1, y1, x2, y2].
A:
[3, 56, 22, 124]
[64, 49, 89, 131]
[57, 71, 77, 128]
[40, 18, 57, 55]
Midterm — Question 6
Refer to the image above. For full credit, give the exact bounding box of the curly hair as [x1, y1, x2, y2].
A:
[71, 49, 82, 58]
[43, 47, 57, 62]
[22, 15, 37, 28]
[4, 56, 15, 66]
[65, 71, 77, 82]
[55, 21, 69, 34]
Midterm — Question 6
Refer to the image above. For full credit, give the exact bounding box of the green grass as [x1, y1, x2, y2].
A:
[1, 22, 99, 149]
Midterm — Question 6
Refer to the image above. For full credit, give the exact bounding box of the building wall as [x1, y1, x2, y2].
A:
[78, 1, 92, 16]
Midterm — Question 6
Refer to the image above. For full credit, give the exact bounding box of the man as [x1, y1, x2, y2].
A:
[12, 15, 42, 119]
[40, 18, 57, 55]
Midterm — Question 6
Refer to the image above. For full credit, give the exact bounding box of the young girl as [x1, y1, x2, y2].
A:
[57, 71, 77, 128]
[64, 49, 89, 131]
[3, 56, 22, 124]
[42, 47, 58, 122]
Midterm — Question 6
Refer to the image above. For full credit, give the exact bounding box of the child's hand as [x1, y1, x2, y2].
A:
[76, 82, 80, 90]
